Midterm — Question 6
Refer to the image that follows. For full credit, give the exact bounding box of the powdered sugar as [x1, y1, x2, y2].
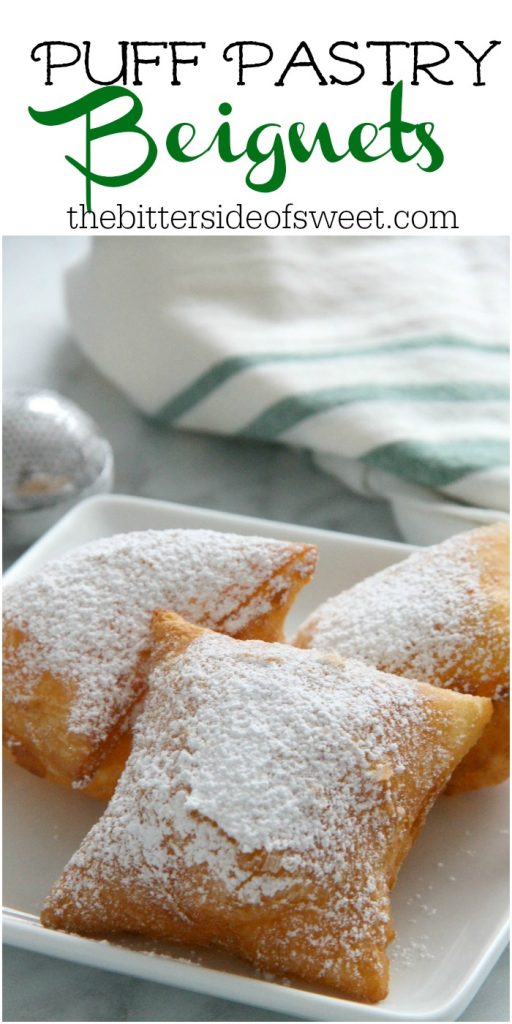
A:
[296, 530, 505, 689]
[390, 936, 436, 968]
[173, 642, 416, 859]
[48, 633, 459, 941]
[3, 529, 316, 745]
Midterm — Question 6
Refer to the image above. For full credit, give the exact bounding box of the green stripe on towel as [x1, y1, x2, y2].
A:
[239, 383, 508, 441]
[155, 336, 507, 424]
[362, 438, 509, 488]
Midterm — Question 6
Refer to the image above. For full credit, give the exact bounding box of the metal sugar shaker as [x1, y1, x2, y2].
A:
[3, 388, 114, 551]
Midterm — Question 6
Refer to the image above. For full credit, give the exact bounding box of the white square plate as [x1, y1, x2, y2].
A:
[3, 495, 509, 1021]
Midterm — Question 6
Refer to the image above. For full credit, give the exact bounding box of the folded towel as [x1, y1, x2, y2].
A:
[66, 236, 509, 541]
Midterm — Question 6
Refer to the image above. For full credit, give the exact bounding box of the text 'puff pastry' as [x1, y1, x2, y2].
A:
[3, 529, 317, 798]
[295, 522, 509, 793]
[41, 612, 491, 1004]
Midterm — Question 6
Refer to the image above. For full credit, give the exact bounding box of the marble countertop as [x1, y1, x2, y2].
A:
[2, 237, 509, 1022]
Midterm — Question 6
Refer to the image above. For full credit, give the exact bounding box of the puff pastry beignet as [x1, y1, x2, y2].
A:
[41, 612, 491, 1003]
[3, 529, 317, 797]
[295, 523, 509, 792]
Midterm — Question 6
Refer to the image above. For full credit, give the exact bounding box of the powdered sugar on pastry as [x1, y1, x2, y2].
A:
[41, 620, 491, 1000]
[3, 529, 316, 744]
[173, 642, 417, 860]
[296, 527, 507, 691]
[49, 636, 452, 906]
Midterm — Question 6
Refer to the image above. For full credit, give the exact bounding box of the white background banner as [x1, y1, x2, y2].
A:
[1, 0, 510, 234]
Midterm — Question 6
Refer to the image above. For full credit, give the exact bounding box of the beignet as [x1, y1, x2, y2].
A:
[295, 523, 509, 793]
[3, 529, 317, 798]
[41, 611, 491, 1003]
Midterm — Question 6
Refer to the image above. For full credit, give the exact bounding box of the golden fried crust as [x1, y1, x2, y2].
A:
[3, 626, 148, 790]
[42, 613, 491, 1003]
[3, 532, 317, 798]
[446, 698, 509, 794]
[296, 523, 509, 792]
[447, 523, 508, 698]
[80, 732, 134, 801]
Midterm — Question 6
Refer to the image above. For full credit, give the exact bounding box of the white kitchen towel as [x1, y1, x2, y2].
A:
[66, 236, 509, 538]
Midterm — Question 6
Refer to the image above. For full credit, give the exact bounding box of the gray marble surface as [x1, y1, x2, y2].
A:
[2, 237, 509, 1022]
